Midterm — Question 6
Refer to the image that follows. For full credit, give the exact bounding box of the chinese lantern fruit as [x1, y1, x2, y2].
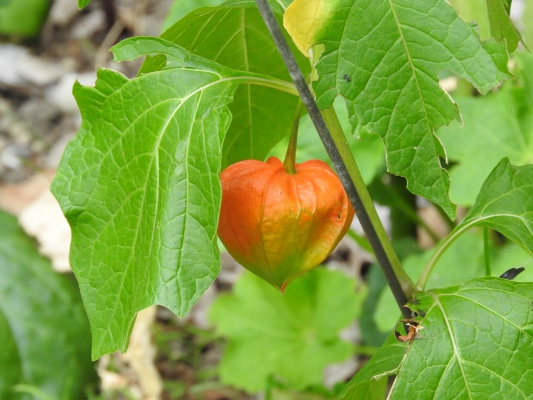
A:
[218, 156, 355, 292]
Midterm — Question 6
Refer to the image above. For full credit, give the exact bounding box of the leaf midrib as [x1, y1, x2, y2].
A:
[431, 290, 530, 398]
[387, 0, 432, 137]
[429, 292, 473, 399]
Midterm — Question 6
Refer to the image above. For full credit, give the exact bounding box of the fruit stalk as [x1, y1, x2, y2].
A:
[283, 102, 302, 174]
[218, 157, 354, 292]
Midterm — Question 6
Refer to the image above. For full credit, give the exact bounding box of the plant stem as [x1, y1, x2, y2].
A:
[254, 0, 417, 315]
[418, 236, 452, 289]
[322, 108, 417, 298]
[234, 76, 298, 95]
[484, 228, 492, 276]
[283, 102, 302, 174]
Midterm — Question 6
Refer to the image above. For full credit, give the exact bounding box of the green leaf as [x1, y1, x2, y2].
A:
[340, 334, 406, 400]
[141, 2, 308, 169]
[78, 0, 90, 9]
[487, 0, 522, 52]
[162, 0, 294, 31]
[439, 53, 533, 206]
[51, 37, 289, 359]
[287, 0, 511, 219]
[209, 269, 365, 392]
[339, 381, 386, 400]
[390, 278, 533, 398]
[376, 232, 486, 333]
[0, 308, 22, 399]
[397, 86, 533, 309]
[454, 158, 533, 258]
[0, 211, 96, 399]
[162, 0, 225, 32]
[0, 0, 49, 37]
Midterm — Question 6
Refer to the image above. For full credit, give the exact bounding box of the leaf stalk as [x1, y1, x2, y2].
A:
[418, 219, 479, 288]
[254, 0, 417, 315]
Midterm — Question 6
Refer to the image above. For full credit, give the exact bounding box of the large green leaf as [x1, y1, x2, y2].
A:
[439, 54, 533, 206]
[0, 308, 22, 399]
[285, 0, 511, 218]
[390, 278, 533, 398]
[452, 158, 533, 258]
[141, 1, 308, 169]
[162, 0, 294, 32]
[0, 211, 96, 399]
[377, 189, 533, 333]
[162, 0, 225, 32]
[51, 37, 291, 358]
[209, 268, 365, 392]
[340, 334, 406, 400]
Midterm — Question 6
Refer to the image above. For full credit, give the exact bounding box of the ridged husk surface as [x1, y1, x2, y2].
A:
[218, 157, 354, 291]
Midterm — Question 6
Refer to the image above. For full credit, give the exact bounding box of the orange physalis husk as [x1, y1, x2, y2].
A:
[218, 156, 355, 292]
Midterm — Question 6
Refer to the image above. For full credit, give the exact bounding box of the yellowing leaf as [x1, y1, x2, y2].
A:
[284, 0, 336, 57]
